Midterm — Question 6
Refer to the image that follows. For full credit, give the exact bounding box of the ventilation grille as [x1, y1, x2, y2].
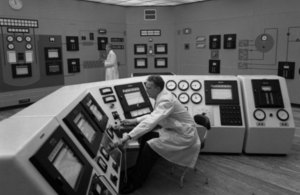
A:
[144, 9, 157, 20]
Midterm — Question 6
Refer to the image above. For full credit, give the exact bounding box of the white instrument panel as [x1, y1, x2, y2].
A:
[238, 75, 295, 154]
[0, 75, 296, 195]
[162, 75, 246, 153]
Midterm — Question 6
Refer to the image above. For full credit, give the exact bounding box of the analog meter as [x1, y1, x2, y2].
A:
[191, 93, 202, 104]
[190, 80, 202, 91]
[16, 35, 23, 42]
[7, 35, 14, 42]
[166, 80, 177, 91]
[276, 109, 289, 121]
[25, 36, 32, 42]
[178, 80, 189, 91]
[253, 109, 266, 121]
[178, 93, 189, 104]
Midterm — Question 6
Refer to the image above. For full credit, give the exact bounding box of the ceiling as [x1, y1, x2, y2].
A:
[85, 0, 209, 7]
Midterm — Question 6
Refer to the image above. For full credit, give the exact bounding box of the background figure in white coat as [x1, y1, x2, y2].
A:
[114, 75, 201, 194]
[104, 43, 119, 80]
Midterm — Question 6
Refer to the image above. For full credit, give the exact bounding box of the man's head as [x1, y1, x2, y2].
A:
[145, 75, 165, 99]
[105, 43, 112, 52]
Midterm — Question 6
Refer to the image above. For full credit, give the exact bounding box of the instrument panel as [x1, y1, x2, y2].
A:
[166, 79, 203, 105]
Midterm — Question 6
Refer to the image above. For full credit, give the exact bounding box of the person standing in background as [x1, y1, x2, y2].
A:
[104, 43, 119, 80]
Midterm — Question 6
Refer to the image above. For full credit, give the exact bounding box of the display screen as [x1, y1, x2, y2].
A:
[155, 58, 167, 68]
[73, 112, 96, 143]
[155, 44, 167, 54]
[137, 59, 146, 67]
[48, 49, 59, 58]
[48, 140, 83, 189]
[211, 87, 232, 100]
[136, 46, 145, 53]
[87, 101, 103, 122]
[16, 66, 29, 75]
[124, 88, 145, 106]
[156, 45, 166, 53]
[48, 64, 60, 73]
[156, 59, 165, 66]
[134, 44, 147, 54]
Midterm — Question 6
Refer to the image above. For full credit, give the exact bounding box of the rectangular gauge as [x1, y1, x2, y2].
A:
[103, 95, 116, 103]
[100, 87, 113, 95]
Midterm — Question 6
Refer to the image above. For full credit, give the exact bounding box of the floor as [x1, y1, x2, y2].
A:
[133, 107, 300, 195]
[0, 106, 299, 195]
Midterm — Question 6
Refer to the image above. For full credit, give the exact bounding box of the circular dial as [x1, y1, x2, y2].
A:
[178, 80, 189, 91]
[253, 109, 266, 121]
[276, 109, 289, 121]
[178, 93, 189, 104]
[7, 43, 15, 50]
[25, 36, 32, 42]
[25, 43, 32, 50]
[16, 35, 23, 42]
[190, 80, 202, 91]
[7, 35, 14, 42]
[191, 93, 202, 104]
[166, 80, 177, 91]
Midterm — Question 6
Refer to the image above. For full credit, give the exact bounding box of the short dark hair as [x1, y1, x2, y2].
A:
[147, 75, 165, 91]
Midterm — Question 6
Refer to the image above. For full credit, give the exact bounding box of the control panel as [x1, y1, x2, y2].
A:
[163, 75, 246, 153]
[0, 75, 296, 195]
[0, 18, 64, 93]
[238, 75, 295, 154]
[0, 18, 39, 86]
[0, 117, 117, 195]
[61, 92, 122, 194]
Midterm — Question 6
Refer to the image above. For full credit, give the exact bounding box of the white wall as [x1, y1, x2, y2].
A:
[1, 0, 300, 104]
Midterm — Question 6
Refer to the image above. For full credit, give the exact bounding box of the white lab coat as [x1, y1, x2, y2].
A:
[128, 89, 201, 168]
[104, 50, 119, 80]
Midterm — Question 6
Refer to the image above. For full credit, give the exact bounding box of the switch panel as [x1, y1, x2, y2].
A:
[66, 36, 79, 51]
[224, 34, 236, 49]
[278, 61, 295, 79]
[209, 35, 221, 49]
[209, 60, 220, 73]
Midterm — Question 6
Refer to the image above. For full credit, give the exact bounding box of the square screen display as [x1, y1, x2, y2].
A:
[73, 112, 96, 143]
[124, 90, 145, 106]
[48, 140, 83, 189]
[211, 87, 232, 100]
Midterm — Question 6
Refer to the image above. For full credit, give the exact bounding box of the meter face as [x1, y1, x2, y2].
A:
[178, 80, 189, 91]
[253, 109, 266, 121]
[277, 109, 289, 121]
[191, 93, 202, 104]
[190, 80, 202, 91]
[166, 80, 177, 91]
[178, 93, 189, 104]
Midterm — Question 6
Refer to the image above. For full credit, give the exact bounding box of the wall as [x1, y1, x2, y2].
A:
[1, 0, 300, 105]
[125, 7, 176, 75]
[0, 0, 127, 86]
[173, 0, 300, 104]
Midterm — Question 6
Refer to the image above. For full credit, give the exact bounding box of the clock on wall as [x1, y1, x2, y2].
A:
[9, 0, 23, 10]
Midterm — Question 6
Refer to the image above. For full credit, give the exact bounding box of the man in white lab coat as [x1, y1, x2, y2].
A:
[104, 43, 119, 80]
[115, 75, 201, 194]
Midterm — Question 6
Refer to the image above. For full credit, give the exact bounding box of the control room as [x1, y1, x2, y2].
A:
[0, 0, 299, 195]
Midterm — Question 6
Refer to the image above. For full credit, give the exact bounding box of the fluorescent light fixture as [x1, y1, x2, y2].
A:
[86, 0, 207, 6]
